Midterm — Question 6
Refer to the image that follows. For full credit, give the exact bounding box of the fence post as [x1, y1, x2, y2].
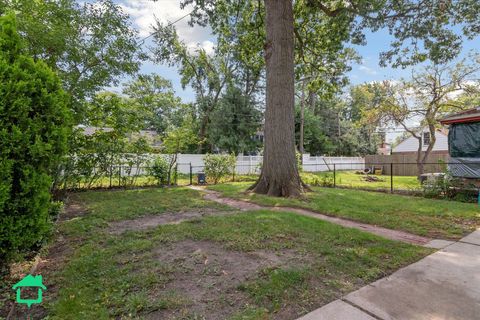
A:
[390, 163, 394, 193]
[189, 162, 192, 185]
[333, 164, 336, 188]
[118, 165, 121, 187]
[109, 165, 112, 188]
[175, 163, 178, 186]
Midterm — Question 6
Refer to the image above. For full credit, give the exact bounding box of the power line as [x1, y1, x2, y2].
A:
[136, 11, 193, 46]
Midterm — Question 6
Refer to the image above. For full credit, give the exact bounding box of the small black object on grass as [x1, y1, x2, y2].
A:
[198, 172, 207, 185]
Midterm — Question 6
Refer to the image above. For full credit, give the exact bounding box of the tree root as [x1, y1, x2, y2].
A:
[249, 174, 310, 198]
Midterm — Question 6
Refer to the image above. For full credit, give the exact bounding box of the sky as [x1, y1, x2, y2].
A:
[113, 0, 479, 141]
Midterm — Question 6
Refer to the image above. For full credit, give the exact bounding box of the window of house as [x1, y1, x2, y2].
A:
[423, 132, 431, 146]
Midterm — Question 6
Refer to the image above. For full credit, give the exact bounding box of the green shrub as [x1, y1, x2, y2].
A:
[148, 156, 170, 186]
[421, 173, 477, 203]
[204, 153, 236, 184]
[49, 201, 65, 219]
[0, 14, 71, 267]
[302, 173, 334, 187]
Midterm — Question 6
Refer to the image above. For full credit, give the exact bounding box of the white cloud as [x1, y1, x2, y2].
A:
[359, 65, 378, 75]
[186, 40, 216, 55]
[118, 0, 213, 48]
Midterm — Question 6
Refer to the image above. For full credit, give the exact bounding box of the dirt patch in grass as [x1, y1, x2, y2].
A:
[148, 240, 300, 320]
[108, 209, 234, 234]
[58, 200, 89, 222]
[2, 201, 88, 319]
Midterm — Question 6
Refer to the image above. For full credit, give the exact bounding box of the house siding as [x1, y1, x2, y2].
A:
[392, 131, 449, 154]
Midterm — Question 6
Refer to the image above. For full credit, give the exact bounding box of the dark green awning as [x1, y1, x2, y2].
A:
[449, 122, 480, 158]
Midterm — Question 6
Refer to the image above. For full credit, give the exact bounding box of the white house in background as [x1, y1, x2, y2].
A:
[392, 128, 449, 155]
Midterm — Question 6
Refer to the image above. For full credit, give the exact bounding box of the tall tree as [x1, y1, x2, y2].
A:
[1, 0, 141, 122]
[250, 0, 303, 196]
[295, 95, 378, 156]
[209, 86, 263, 154]
[123, 74, 182, 135]
[151, 23, 232, 152]
[174, 0, 480, 196]
[84, 92, 147, 135]
[295, 106, 334, 155]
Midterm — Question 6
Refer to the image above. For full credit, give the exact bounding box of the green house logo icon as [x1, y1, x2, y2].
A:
[12, 274, 46, 308]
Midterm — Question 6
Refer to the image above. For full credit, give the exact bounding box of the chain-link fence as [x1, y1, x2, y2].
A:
[184, 161, 479, 202]
[62, 160, 480, 202]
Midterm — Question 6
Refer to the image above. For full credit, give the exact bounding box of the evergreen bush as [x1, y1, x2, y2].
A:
[0, 14, 71, 267]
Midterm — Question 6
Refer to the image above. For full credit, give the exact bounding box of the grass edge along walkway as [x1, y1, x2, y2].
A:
[189, 186, 447, 247]
[205, 183, 480, 240]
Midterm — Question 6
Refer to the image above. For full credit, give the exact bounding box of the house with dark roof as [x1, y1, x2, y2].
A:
[440, 107, 480, 179]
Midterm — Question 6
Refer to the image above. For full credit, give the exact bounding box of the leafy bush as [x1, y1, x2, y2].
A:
[49, 201, 65, 219]
[302, 173, 334, 187]
[421, 173, 477, 203]
[421, 174, 448, 199]
[0, 14, 71, 267]
[204, 154, 236, 184]
[120, 138, 151, 187]
[148, 156, 170, 186]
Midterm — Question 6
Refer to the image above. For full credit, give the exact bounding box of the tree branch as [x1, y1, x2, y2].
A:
[308, 0, 349, 17]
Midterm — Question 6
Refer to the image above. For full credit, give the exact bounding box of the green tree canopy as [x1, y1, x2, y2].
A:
[84, 92, 146, 135]
[295, 94, 378, 156]
[123, 74, 183, 135]
[0, 0, 142, 122]
[208, 86, 263, 154]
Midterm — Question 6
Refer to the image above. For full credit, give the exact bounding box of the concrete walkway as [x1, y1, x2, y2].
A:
[298, 229, 480, 320]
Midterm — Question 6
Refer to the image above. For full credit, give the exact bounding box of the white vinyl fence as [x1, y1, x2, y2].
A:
[301, 155, 365, 172]
[109, 154, 365, 176]
[178, 154, 364, 175]
[177, 154, 263, 175]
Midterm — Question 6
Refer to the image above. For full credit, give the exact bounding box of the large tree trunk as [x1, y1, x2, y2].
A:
[250, 0, 305, 197]
[197, 118, 208, 153]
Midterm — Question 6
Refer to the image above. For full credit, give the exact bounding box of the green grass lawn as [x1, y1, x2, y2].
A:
[60, 188, 230, 238]
[25, 187, 430, 320]
[208, 182, 480, 239]
[304, 171, 421, 191]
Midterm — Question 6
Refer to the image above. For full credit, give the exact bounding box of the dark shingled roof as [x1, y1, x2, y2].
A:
[440, 107, 480, 125]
